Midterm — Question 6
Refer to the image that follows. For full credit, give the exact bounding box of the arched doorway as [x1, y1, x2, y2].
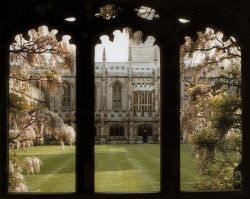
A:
[138, 125, 152, 143]
[110, 125, 124, 136]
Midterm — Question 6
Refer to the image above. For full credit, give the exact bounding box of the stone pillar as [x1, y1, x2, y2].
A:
[101, 47, 107, 112]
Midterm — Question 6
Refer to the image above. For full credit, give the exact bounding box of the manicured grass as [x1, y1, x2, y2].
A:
[180, 144, 200, 191]
[14, 144, 161, 193]
[13, 144, 237, 193]
[14, 145, 75, 192]
[95, 144, 160, 193]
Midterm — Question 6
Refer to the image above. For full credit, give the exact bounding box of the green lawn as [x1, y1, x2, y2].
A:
[180, 144, 200, 191]
[95, 144, 160, 193]
[180, 144, 241, 191]
[13, 144, 232, 193]
[14, 145, 75, 192]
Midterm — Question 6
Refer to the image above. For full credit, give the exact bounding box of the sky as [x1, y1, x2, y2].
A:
[95, 30, 129, 62]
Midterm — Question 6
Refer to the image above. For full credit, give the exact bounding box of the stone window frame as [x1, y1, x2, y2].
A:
[62, 81, 72, 110]
[0, 0, 249, 199]
[133, 91, 153, 114]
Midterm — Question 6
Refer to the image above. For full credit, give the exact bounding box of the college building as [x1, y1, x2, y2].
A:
[94, 37, 160, 143]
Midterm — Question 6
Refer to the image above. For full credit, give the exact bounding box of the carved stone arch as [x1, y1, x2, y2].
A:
[61, 80, 72, 92]
[110, 79, 124, 88]
[62, 80, 71, 88]
[10, 23, 76, 47]
[63, 79, 74, 86]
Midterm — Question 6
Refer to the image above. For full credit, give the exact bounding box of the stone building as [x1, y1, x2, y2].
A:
[49, 38, 77, 129]
[94, 38, 160, 143]
[50, 67, 76, 129]
[10, 32, 161, 144]
[9, 78, 46, 106]
[50, 35, 161, 144]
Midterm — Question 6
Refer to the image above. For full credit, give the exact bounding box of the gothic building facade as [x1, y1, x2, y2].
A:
[94, 38, 160, 143]
[50, 68, 76, 129]
[12, 34, 161, 144]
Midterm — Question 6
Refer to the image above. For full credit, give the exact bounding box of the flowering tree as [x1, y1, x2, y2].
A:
[8, 25, 75, 192]
[180, 27, 241, 190]
[10, 25, 75, 93]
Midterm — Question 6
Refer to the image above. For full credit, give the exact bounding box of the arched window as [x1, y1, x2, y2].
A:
[112, 82, 122, 111]
[62, 81, 71, 110]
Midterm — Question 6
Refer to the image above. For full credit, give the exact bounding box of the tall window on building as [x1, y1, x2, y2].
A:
[134, 91, 153, 116]
[62, 81, 71, 110]
[112, 82, 122, 111]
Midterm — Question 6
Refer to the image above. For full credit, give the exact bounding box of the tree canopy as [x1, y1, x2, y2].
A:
[180, 27, 241, 190]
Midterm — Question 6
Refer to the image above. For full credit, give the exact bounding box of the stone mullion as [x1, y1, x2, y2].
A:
[0, 36, 10, 194]
[75, 33, 94, 193]
[160, 42, 180, 193]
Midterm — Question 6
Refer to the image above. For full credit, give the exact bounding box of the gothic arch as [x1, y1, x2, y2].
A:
[110, 79, 124, 88]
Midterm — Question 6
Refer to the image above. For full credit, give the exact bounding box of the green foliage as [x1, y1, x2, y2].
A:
[194, 162, 235, 190]
[225, 66, 241, 79]
[180, 28, 242, 190]
[8, 25, 75, 192]
[180, 144, 241, 191]
[9, 93, 31, 113]
[212, 95, 241, 133]
[191, 130, 218, 147]
[188, 84, 210, 101]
